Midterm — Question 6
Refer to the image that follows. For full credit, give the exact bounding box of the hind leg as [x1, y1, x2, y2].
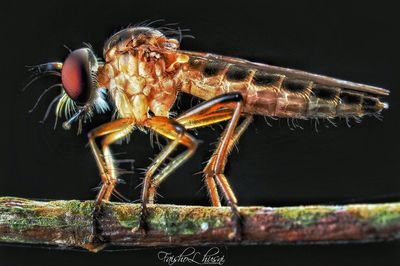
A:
[203, 115, 253, 239]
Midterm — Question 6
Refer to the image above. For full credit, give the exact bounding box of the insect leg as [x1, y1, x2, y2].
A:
[146, 111, 233, 207]
[173, 94, 241, 207]
[101, 127, 135, 201]
[133, 116, 198, 234]
[203, 115, 253, 239]
[147, 93, 246, 207]
[187, 114, 253, 207]
[197, 96, 245, 240]
[148, 110, 234, 207]
[87, 118, 135, 204]
[87, 118, 135, 246]
[146, 93, 250, 239]
[178, 93, 248, 239]
[203, 115, 253, 177]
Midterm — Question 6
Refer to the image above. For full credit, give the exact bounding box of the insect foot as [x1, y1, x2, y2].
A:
[86, 203, 107, 252]
[228, 204, 244, 242]
[131, 204, 149, 237]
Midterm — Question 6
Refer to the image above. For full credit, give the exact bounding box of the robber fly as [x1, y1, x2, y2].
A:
[27, 24, 389, 238]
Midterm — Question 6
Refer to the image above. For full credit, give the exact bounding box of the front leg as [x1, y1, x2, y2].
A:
[87, 118, 135, 204]
[86, 118, 134, 246]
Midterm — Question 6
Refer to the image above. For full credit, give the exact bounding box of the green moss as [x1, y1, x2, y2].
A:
[112, 203, 141, 228]
[2, 210, 66, 231]
[0, 197, 30, 204]
[53, 200, 95, 217]
[347, 204, 400, 228]
[239, 207, 263, 217]
[112, 204, 227, 235]
[148, 205, 226, 235]
[0, 199, 91, 231]
[2, 198, 400, 242]
[275, 206, 334, 227]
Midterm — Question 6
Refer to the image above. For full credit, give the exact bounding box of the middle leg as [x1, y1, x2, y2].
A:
[149, 93, 252, 209]
[151, 93, 251, 239]
[133, 116, 198, 234]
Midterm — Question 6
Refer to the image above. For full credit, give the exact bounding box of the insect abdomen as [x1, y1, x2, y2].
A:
[248, 74, 387, 118]
[181, 57, 387, 118]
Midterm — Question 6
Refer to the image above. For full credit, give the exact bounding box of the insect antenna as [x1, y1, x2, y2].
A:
[23, 62, 63, 91]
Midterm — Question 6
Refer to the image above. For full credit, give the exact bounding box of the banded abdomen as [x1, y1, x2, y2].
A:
[178, 51, 389, 118]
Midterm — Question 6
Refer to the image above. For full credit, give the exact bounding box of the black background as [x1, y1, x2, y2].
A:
[1, 1, 399, 265]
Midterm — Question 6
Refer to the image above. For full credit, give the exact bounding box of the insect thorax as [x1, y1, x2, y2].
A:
[98, 48, 179, 123]
[96, 27, 184, 123]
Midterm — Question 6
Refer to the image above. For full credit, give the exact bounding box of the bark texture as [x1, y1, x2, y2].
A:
[1, 197, 400, 252]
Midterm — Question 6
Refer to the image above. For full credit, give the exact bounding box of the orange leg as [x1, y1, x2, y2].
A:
[141, 111, 233, 208]
[87, 118, 135, 204]
[203, 115, 253, 180]
[133, 116, 198, 234]
[177, 93, 253, 239]
[175, 94, 239, 207]
[178, 110, 233, 207]
[135, 93, 251, 237]
[146, 93, 252, 209]
[87, 118, 135, 245]
[202, 115, 253, 206]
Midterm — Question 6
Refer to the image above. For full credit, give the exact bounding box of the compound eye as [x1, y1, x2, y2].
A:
[61, 48, 97, 105]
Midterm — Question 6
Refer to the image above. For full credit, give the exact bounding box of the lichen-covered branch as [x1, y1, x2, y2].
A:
[1, 197, 400, 252]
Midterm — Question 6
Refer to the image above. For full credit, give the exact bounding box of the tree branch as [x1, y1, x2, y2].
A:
[0, 197, 400, 252]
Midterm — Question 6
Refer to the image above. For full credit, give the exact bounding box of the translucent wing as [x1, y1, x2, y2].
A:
[177, 50, 389, 96]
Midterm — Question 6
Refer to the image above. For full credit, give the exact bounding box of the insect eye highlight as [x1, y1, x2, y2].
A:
[61, 48, 98, 105]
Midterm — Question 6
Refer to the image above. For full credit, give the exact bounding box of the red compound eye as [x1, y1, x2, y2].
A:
[61, 48, 96, 105]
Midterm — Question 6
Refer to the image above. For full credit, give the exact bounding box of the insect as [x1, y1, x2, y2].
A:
[27, 24, 389, 239]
